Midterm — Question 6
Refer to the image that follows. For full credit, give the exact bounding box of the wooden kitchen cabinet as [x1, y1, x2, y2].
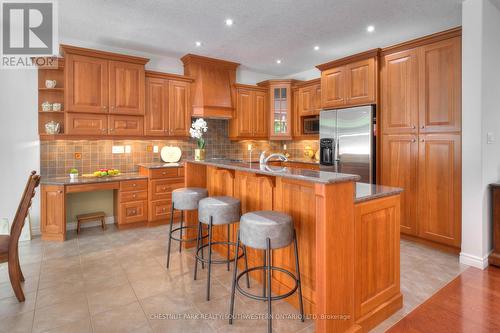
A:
[418, 133, 461, 247]
[40, 185, 65, 241]
[381, 49, 419, 134]
[381, 134, 418, 236]
[109, 115, 144, 136]
[62, 45, 148, 115]
[418, 37, 461, 133]
[116, 179, 148, 226]
[65, 53, 109, 114]
[145, 71, 193, 137]
[298, 79, 321, 116]
[317, 50, 378, 109]
[257, 80, 298, 140]
[230, 84, 268, 139]
[292, 87, 301, 137]
[109, 60, 145, 115]
[65, 112, 108, 135]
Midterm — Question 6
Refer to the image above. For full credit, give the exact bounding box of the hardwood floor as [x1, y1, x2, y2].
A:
[387, 266, 500, 332]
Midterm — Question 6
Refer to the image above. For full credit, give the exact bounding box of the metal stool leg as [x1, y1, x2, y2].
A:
[179, 211, 184, 253]
[262, 249, 266, 300]
[193, 220, 202, 280]
[293, 229, 305, 321]
[227, 224, 231, 271]
[206, 216, 213, 301]
[229, 231, 241, 325]
[166, 202, 175, 268]
[243, 245, 250, 288]
[266, 238, 272, 333]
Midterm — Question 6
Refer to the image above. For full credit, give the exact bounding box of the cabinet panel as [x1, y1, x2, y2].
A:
[269, 84, 292, 139]
[109, 61, 145, 115]
[66, 54, 108, 113]
[109, 115, 143, 136]
[253, 90, 268, 138]
[120, 190, 147, 203]
[418, 37, 461, 133]
[299, 87, 313, 116]
[40, 185, 65, 240]
[381, 49, 419, 134]
[418, 134, 461, 247]
[236, 89, 253, 136]
[168, 80, 191, 136]
[120, 179, 148, 192]
[145, 77, 168, 136]
[65, 113, 107, 135]
[321, 66, 346, 109]
[381, 135, 418, 235]
[119, 200, 147, 224]
[346, 58, 376, 105]
[292, 88, 301, 137]
[150, 179, 184, 201]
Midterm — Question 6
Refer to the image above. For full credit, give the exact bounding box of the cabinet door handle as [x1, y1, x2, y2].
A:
[412, 125, 416, 129]
[420, 139, 425, 142]
[102, 106, 107, 110]
[132, 183, 137, 187]
[411, 139, 416, 143]
[420, 125, 425, 129]
[58, 190, 63, 194]
[162, 208, 166, 212]
[162, 171, 167, 175]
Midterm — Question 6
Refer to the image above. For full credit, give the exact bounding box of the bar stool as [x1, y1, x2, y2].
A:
[229, 211, 304, 333]
[194, 196, 250, 301]
[166, 187, 208, 268]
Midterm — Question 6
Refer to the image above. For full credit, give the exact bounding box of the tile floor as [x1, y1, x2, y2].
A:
[0, 224, 467, 333]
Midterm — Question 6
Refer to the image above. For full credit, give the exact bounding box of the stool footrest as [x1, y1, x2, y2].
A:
[170, 225, 208, 243]
[195, 241, 245, 265]
[235, 266, 299, 302]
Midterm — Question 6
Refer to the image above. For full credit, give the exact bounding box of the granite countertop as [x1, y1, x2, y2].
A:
[355, 182, 403, 203]
[137, 162, 184, 169]
[286, 158, 320, 165]
[186, 158, 360, 184]
[41, 173, 148, 185]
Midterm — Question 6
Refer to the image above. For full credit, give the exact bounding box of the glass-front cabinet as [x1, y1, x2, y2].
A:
[257, 80, 295, 140]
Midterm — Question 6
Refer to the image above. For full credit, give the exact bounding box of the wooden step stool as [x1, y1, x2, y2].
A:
[76, 212, 106, 234]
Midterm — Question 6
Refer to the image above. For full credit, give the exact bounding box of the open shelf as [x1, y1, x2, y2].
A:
[38, 88, 64, 92]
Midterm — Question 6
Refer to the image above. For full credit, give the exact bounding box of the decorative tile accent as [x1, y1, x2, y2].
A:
[40, 119, 319, 177]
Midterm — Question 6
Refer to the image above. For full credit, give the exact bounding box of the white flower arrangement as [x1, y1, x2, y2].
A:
[190, 118, 208, 149]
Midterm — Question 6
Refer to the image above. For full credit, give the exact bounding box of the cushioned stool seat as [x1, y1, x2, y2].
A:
[240, 211, 293, 250]
[198, 196, 240, 225]
[172, 187, 208, 210]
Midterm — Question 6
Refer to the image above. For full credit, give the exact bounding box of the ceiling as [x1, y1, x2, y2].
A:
[59, 0, 462, 76]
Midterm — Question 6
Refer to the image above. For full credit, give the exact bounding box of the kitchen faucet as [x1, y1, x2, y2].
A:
[259, 151, 289, 165]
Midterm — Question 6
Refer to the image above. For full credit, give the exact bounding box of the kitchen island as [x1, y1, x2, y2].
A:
[183, 159, 403, 333]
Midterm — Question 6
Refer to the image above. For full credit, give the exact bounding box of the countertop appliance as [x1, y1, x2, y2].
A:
[319, 105, 375, 183]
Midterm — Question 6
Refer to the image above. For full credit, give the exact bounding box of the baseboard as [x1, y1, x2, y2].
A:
[459, 251, 491, 269]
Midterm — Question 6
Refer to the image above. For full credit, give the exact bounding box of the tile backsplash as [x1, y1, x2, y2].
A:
[40, 120, 319, 177]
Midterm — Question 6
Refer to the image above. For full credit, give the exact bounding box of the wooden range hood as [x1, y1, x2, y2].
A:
[181, 54, 240, 119]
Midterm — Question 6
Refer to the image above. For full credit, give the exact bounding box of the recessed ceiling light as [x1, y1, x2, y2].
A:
[225, 18, 234, 26]
[195, 41, 202, 47]
[367, 25, 375, 33]
[314, 45, 320, 51]
[276, 59, 282, 64]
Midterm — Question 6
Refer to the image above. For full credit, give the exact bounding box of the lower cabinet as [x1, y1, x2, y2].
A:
[116, 179, 148, 225]
[40, 185, 66, 241]
[381, 133, 461, 248]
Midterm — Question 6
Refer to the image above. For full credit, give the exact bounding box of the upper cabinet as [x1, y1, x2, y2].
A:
[316, 50, 379, 109]
[257, 80, 297, 140]
[229, 84, 268, 139]
[181, 54, 239, 119]
[381, 36, 461, 134]
[62, 45, 148, 115]
[144, 71, 193, 137]
[297, 79, 321, 116]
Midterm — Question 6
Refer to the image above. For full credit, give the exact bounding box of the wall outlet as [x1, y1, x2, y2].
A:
[112, 146, 124, 154]
[487, 132, 496, 144]
[153, 145, 159, 153]
[125, 145, 131, 153]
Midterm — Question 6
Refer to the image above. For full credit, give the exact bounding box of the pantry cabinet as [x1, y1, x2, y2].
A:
[144, 71, 193, 137]
[380, 31, 462, 249]
[229, 84, 268, 139]
[317, 51, 378, 109]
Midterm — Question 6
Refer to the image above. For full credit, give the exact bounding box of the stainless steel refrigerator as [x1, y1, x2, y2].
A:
[319, 106, 375, 183]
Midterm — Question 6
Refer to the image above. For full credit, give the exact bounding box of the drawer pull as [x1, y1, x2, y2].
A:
[132, 183, 137, 187]
[162, 187, 167, 191]
[162, 171, 167, 175]
[132, 194, 136, 198]
[162, 208, 166, 212]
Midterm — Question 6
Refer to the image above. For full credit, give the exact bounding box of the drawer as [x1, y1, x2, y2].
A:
[151, 179, 184, 201]
[150, 168, 180, 179]
[120, 179, 148, 192]
[119, 200, 147, 224]
[120, 190, 147, 203]
[149, 199, 181, 222]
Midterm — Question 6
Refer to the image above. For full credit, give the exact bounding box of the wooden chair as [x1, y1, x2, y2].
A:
[0, 171, 41, 302]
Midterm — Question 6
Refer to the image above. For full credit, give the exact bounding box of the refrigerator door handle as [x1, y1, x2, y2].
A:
[335, 138, 340, 162]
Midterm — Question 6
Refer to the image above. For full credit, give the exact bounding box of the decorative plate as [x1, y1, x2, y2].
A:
[161, 146, 182, 163]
